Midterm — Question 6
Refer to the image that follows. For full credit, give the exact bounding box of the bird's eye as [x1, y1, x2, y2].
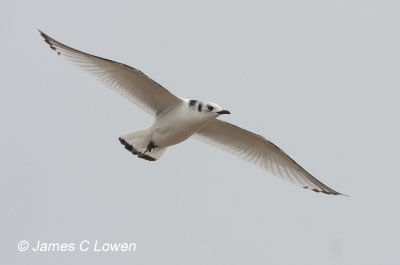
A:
[207, 105, 214, 111]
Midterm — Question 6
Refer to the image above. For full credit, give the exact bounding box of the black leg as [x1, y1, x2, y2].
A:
[145, 141, 158, 153]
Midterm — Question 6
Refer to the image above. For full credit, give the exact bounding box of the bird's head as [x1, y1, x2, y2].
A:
[205, 102, 231, 115]
[188, 100, 230, 116]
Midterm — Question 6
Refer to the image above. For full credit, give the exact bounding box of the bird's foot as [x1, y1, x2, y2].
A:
[144, 141, 158, 154]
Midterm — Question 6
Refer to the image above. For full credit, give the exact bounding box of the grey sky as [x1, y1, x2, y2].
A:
[1, 0, 400, 264]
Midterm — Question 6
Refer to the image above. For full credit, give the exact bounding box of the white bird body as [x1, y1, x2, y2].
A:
[150, 100, 215, 147]
[39, 30, 344, 195]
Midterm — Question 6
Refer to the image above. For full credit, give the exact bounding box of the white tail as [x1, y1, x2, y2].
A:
[119, 130, 166, 161]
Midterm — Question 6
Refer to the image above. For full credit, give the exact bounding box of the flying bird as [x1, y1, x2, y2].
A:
[39, 30, 343, 195]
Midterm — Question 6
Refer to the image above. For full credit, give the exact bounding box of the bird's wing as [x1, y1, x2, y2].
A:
[196, 119, 342, 195]
[39, 30, 182, 116]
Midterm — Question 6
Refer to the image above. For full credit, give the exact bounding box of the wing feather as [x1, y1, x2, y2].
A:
[39, 30, 182, 116]
[196, 119, 342, 195]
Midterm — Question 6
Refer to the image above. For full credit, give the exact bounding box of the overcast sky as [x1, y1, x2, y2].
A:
[1, 0, 400, 264]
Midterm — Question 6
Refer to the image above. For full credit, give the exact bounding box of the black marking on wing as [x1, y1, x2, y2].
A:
[119, 138, 156, 161]
[230, 126, 342, 195]
[39, 30, 151, 78]
[266, 141, 342, 195]
[303, 186, 337, 195]
[40, 31, 60, 55]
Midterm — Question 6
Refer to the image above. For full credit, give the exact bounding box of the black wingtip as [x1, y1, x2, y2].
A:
[38, 30, 61, 55]
[302, 186, 346, 196]
[38, 29, 48, 40]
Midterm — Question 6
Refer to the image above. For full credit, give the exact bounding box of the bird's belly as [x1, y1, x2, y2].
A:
[151, 113, 210, 147]
[153, 128, 196, 146]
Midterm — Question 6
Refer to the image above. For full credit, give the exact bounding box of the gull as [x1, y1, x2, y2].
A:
[39, 30, 343, 195]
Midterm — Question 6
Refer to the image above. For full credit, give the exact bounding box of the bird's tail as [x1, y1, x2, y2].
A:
[118, 130, 166, 161]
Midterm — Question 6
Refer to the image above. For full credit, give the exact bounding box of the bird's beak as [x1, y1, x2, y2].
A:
[217, 110, 231, 115]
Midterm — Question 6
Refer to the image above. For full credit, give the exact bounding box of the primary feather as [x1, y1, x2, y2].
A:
[39, 30, 181, 116]
[196, 120, 342, 195]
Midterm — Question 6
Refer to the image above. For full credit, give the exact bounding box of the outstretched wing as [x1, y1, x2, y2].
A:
[39, 30, 182, 116]
[196, 119, 342, 195]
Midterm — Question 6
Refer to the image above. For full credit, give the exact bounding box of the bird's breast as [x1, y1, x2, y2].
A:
[151, 106, 211, 147]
